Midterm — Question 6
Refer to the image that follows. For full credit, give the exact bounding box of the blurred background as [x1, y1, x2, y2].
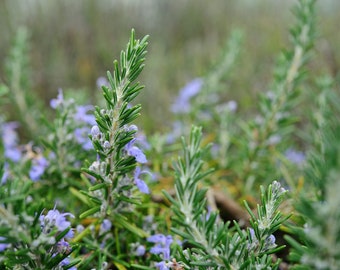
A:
[0, 0, 339, 132]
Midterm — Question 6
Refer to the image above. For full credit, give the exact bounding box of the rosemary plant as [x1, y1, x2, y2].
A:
[163, 126, 288, 270]
[168, 0, 316, 201]
[170, 29, 243, 138]
[235, 0, 316, 194]
[1, 0, 340, 269]
[286, 77, 340, 270]
[72, 29, 151, 269]
[3, 27, 41, 138]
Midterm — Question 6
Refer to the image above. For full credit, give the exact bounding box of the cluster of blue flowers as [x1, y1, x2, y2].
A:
[1, 121, 49, 183]
[0, 205, 76, 269]
[0, 88, 99, 185]
[50, 88, 96, 151]
[39, 206, 76, 269]
[147, 234, 174, 270]
[90, 121, 151, 194]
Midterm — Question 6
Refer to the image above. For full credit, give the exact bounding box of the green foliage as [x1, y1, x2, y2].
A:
[2, 27, 41, 138]
[164, 126, 287, 269]
[286, 77, 340, 269]
[228, 0, 316, 194]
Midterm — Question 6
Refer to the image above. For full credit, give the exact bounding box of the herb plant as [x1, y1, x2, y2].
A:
[1, 0, 340, 269]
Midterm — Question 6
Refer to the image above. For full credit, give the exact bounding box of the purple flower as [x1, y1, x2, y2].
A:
[96, 76, 109, 89]
[265, 234, 276, 248]
[171, 78, 203, 113]
[57, 238, 71, 253]
[40, 207, 74, 239]
[50, 88, 64, 109]
[100, 219, 112, 233]
[147, 234, 173, 260]
[227, 100, 238, 112]
[135, 245, 146, 256]
[155, 261, 169, 270]
[4, 147, 21, 162]
[91, 125, 101, 138]
[267, 134, 281, 145]
[59, 257, 77, 270]
[0, 237, 9, 252]
[127, 124, 138, 132]
[134, 167, 150, 194]
[166, 121, 185, 144]
[125, 139, 147, 164]
[1, 162, 9, 185]
[249, 228, 255, 238]
[248, 228, 276, 251]
[285, 149, 305, 165]
[74, 127, 93, 150]
[29, 155, 49, 181]
[205, 206, 212, 221]
[74, 105, 96, 125]
[1, 122, 22, 162]
[135, 132, 151, 151]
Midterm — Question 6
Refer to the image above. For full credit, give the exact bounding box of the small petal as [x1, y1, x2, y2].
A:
[91, 125, 100, 136]
[100, 219, 112, 233]
[171, 78, 203, 113]
[74, 127, 93, 150]
[134, 167, 150, 194]
[155, 261, 169, 270]
[136, 245, 146, 256]
[285, 149, 305, 165]
[147, 234, 166, 243]
[135, 179, 149, 194]
[0, 237, 9, 252]
[125, 139, 147, 163]
[40, 207, 74, 238]
[1, 122, 22, 162]
[74, 105, 96, 125]
[29, 156, 49, 181]
[50, 88, 64, 109]
[96, 76, 109, 88]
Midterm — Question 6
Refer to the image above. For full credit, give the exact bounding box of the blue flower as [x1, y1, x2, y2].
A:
[100, 219, 112, 233]
[40, 207, 74, 239]
[155, 261, 169, 270]
[56, 238, 71, 253]
[1, 162, 9, 185]
[0, 237, 9, 252]
[96, 76, 109, 89]
[91, 125, 101, 138]
[147, 234, 173, 260]
[50, 88, 64, 109]
[165, 121, 184, 144]
[264, 234, 276, 250]
[125, 139, 147, 164]
[285, 149, 305, 165]
[1, 122, 22, 162]
[74, 127, 93, 150]
[134, 167, 150, 194]
[136, 245, 146, 256]
[74, 105, 96, 125]
[171, 78, 203, 113]
[29, 155, 49, 181]
[59, 257, 77, 270]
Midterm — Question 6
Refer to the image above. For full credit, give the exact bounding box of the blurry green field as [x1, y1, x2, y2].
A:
[1, 0, 339, 132]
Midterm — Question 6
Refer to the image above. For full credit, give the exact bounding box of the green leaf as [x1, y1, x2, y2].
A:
[79, 206, 101, 219]
[114, 213, 148, 238]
